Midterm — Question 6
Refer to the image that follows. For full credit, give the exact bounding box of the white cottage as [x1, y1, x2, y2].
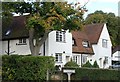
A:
[112, 45, 120, 64]
[72, 23, 112, 68]
[1, 16, 112, 68]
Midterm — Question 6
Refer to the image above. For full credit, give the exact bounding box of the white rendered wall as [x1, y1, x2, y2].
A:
[48, 30, 72, 67]
[2, 39, 31, 55]
[0, 41, 2, 55]
[112, 51, 120, 61]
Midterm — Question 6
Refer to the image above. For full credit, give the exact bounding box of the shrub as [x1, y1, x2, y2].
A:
[93, 61, 99, 68]
[64, 61, 79, 68]
[2, 55, 54, 81]
[82, 61, 92, 68]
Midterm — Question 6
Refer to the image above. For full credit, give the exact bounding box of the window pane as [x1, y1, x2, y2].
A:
[56, 31, 65, 42]
[82, 56, 87, 64]
[23, 39, 26, 43]
[55, 54, 58, 62]
[82, 41, 89, 47]
[19, 39, 22, 43]
[102, 39, 107, 48]
[55, 53, 62, 62]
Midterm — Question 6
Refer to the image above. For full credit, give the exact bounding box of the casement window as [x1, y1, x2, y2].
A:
[82, 41, 89, 47]
[19, 38, 27, 44]
[102, 39, 107, 48]
[56, 31, 65, 42]
[73, 56, 78, 63]
[82, 55, 87, 64]
[55, 53, 62, 63]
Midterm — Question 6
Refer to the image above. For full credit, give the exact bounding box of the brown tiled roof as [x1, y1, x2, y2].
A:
[2, 16, 29, 40]
[112, 45, 120, 54]
[72, 23, 105, 54]
[72, 31, 94, 54]
[84, 23, 104, 44]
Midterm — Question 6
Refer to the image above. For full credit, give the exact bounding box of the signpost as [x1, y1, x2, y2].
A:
[63, 69, 75, 82]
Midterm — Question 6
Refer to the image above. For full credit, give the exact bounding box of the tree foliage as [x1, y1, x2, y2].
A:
[82, 61, 93, 68]
[85, 10, 120, 46]
[2, 2, 85, 55]
[92, 61, 99, 68]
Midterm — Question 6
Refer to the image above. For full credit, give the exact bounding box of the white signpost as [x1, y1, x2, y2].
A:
[63, 69, 75, 82]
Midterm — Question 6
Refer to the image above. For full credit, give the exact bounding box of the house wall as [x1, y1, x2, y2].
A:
[2, 39, 31, 55]
[0, 41, 2, 55]
[1, 30, 72, 67]
[112, 51, 120, 61]
[48, 30, 72, 67]
[88, 24, 112, 68]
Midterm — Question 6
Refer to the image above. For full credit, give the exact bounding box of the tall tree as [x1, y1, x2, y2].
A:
[2, 2, 85, 55]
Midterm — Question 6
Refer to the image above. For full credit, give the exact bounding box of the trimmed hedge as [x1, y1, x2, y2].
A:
[2, 55, 54, 81]
[63, 68, 120, 80]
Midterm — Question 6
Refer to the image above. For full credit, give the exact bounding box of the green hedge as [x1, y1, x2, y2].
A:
[2, 55, 54, 81]
[63, 68, 120, 80]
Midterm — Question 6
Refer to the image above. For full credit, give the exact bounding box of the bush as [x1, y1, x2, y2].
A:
[93, 61, 99, 68]
[64, 61, 79, 68]
[82, 61, 92, 68]
[2, 55, 54, 81]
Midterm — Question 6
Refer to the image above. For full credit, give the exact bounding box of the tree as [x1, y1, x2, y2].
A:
[92, 61, 99, 68]
[82, 61, 93, 68]
[64, 61, 79, 68]
[85, 10, 120, 46]
[2, 2, 86, 55]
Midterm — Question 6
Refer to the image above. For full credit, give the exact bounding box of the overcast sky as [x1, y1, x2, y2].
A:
[67, 0, 119, 18]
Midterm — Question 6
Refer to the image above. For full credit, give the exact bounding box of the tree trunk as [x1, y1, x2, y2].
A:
[29, 28, 50, 56]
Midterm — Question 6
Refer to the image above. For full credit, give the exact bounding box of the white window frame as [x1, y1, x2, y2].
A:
[102, 39, 107, 48]
[55, 53, 62, 63]
[82, 55, 87, 64]
[82, 41, 89, 47]
[73, 56, 78, 63]
[18, 38, 27, 44]
[56, 31, 65, 42]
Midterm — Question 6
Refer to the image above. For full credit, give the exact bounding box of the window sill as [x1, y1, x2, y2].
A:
[56, 41, 66, 43]
[16, 43, 27, 45]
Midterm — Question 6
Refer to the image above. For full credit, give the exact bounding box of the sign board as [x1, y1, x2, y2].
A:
[63, 69, 75, 73]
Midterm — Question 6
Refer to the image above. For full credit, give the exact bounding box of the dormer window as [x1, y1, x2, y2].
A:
[72, 38, 76, 46]
[56, 31, 65, 42]
[5, 30, 11, 36]
[82, 41, 89, 47]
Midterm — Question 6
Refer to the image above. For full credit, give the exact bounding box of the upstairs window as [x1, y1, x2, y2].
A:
[19, 38, 27, 44]
[55, 53, 62, 63]
[72, 38, 76, 46]
[56, 31, 65, 42]
[102, 39, 107, 48]
[82, 41, 89, 48]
